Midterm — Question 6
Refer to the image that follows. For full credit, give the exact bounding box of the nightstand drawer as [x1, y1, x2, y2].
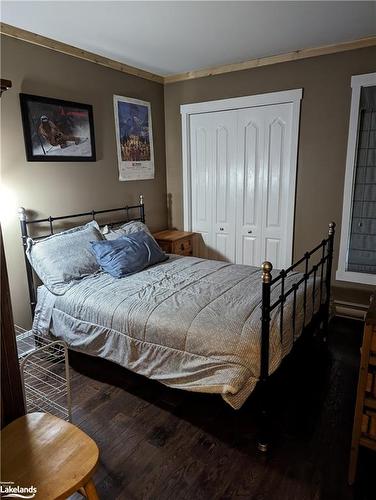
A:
[173, 238, 192, 256]
[157, 240, 173, 253]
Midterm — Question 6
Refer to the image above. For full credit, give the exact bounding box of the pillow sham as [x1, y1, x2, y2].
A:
[26, 220, 103, 295]
[102, 220, 153, 241]
[90, 230, 168, 278]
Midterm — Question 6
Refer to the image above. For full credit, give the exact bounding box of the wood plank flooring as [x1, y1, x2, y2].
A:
[67, 318, 374, 500]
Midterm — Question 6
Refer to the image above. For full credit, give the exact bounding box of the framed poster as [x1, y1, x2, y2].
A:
[19, 93, 96, 161]
[113, 95, 154, 181]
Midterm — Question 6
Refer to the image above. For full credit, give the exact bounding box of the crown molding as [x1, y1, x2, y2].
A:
[1, 22, 375, 86]
[164, 35, 376, 84]
[0, 22, 164, 84]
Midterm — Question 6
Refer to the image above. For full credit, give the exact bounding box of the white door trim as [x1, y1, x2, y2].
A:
[181, 89, 303, 266]
[181, 89, 303, 115]
[336, 72, 376, 286]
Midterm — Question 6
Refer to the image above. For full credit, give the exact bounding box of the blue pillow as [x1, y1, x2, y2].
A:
[90, 230, 168, 278]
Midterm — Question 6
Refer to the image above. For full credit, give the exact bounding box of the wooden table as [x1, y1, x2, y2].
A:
[1, 412, 99, 499]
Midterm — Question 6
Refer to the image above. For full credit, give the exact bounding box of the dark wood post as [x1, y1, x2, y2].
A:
[1, 225, 25, 427]
[257, 261, 272, 452]
[1, 77, 25, 427]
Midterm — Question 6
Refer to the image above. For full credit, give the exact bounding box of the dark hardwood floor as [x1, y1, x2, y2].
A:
[67, 318, 374, 500]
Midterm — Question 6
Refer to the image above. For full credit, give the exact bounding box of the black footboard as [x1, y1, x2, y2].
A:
[257, 222, 335, 451]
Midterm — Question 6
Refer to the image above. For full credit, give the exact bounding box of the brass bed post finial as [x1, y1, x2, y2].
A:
[262, 261, 273, 283]
[328, 221, 336, 236]
[18, 207, 27, 222]
[139, 194, 144, 205]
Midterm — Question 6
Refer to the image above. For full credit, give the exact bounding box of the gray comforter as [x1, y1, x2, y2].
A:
[33, 255, 320, 409]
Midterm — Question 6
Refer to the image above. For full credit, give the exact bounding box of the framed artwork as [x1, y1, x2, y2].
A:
[113, 95, 154, 181]
[19, 93, 96, 161]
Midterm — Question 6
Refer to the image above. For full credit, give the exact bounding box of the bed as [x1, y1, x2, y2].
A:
[19, 195, 335, 450]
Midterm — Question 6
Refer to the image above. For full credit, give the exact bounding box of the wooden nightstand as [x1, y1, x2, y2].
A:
[154, 230, 195, 257]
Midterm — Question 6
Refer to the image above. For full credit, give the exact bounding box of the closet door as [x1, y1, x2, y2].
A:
[190, 113, 212, 259]
[236, 103, 294, 268]
[190, 111, 237, 261]
[189, 100, 297, 269]
[261, 103, 294, 269]
[236, 107, 265, 266]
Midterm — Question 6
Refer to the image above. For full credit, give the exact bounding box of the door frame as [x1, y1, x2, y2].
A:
[180, 89, 303, 265]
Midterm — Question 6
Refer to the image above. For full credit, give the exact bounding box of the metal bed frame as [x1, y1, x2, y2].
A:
[18, 195, 335, 451]
[18, 194, 145, 317]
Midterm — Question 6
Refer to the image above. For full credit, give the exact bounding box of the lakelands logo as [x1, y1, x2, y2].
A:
[0, 482, 37, 498]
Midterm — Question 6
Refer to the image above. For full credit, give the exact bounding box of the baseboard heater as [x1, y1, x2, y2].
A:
[334, 300, 369, 321]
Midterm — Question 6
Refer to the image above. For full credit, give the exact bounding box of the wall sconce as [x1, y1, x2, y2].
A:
[0, 79, 12, 97]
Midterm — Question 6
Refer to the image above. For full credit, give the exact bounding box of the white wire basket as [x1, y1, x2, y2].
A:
[15, 326, 72, 422]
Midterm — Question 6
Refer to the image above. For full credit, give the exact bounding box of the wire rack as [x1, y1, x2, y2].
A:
[15, 326, 72, 422]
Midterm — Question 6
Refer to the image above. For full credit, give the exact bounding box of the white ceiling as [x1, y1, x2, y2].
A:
[1, 1, 376, 76]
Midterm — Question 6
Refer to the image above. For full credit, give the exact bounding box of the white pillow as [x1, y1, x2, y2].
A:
[102, 221, 154, 241]
[26, 220, 103, 295]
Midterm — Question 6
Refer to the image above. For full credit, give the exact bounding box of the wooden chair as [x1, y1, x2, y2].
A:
[1, 412, 99, 499]
[348, 297, 376, 484]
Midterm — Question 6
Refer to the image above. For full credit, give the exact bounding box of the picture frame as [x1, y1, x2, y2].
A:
[19, 93, 96, 162]
[113, 95, 154, 181]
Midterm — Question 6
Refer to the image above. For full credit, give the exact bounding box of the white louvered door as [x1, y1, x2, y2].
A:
[189, 101, 297, 268]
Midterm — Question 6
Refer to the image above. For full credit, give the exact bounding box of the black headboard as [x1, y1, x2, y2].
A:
[19, 194, 145, 318]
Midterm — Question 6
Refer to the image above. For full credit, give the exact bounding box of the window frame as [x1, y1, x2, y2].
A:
[337, 72, 376, 286]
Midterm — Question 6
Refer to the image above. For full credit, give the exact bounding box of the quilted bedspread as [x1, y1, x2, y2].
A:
[33, 255, 320, 409]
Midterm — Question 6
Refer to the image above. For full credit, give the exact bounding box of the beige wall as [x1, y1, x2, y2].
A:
[164, 46, 376, 302]
[1, 36, 375, 329]
[1, 35, 167, 329]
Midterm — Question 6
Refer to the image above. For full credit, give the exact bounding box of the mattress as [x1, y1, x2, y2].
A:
[32, 255, 321, 409]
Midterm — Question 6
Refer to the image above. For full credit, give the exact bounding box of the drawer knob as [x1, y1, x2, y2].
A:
[220, 227, 224, 231]
[248, 230, 253, 234]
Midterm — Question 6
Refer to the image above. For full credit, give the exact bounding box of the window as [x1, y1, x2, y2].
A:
[337, 73, 376, 286]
